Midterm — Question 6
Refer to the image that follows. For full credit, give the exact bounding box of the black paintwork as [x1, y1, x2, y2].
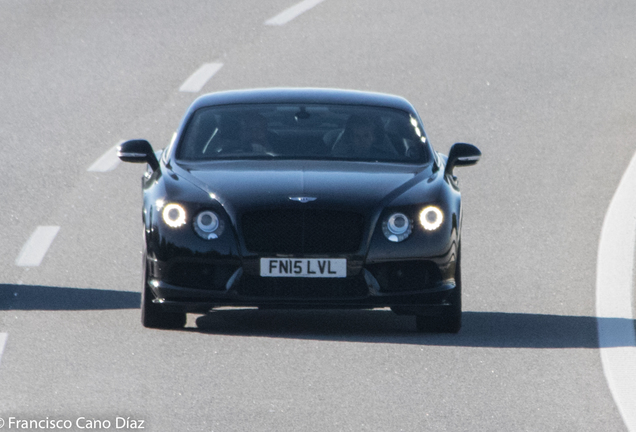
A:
[119, 88, 480, 325]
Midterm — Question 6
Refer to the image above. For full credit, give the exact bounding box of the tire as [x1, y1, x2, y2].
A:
[416, 244, 462, 333]
[141, 263, 186, 329]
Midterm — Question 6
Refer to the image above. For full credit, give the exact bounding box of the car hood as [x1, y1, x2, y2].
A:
[173, 160, 436, 212]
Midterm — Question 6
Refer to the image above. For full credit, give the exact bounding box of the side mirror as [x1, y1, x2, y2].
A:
[117, 139, 160, 171]
[445, 143, 481, 176]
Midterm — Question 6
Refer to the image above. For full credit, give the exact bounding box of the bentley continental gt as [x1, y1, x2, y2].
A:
[118, 88, 481, 332]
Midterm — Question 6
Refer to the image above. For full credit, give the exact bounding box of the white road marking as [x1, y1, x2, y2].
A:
[264, 0, 326, 26]
[15, 226, 61, 267]
[87, 142, 122, 172]
[596, 150, 636, 431]
[0, 333, 6, 366]
[179, 63, 223, 93]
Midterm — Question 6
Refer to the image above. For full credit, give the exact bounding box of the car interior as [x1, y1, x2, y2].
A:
[177, 104, 428, 163]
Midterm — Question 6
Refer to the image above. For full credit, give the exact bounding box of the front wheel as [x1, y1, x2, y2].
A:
[416, 245, 462, 333]
[141, 265, 186, 329]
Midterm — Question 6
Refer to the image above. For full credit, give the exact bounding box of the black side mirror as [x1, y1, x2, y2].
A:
[117, 139, 160, 171]
[445, 143, 481, 176]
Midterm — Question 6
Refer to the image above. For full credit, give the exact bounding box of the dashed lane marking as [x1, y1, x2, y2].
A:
[0, 334, 6, 366]
[596, 149, 636, 431]
[15, 226, 61, 267]
[87, 142, 122, 172]
[179, 63, 224, 93]
[265, 0, 326, 26]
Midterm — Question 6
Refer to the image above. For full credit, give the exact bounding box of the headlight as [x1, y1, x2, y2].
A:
[382, 212, 412, 242]
[162, 203, 187, 228]
[194, 210, 225, 240]
[420, 206, 443, 231]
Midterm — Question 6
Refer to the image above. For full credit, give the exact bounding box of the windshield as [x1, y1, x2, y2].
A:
[176, 104, 430, 163]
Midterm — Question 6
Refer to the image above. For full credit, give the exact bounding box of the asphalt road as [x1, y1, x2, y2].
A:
[1, 0, 635, 430]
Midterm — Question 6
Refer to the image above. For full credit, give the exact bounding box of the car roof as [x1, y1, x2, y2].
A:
[187, 88, 418, 113]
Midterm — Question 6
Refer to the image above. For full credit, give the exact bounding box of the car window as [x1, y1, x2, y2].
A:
[176, 104, 429, 163]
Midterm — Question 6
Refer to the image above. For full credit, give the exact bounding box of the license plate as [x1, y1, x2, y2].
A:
[260, 258, 346, 278]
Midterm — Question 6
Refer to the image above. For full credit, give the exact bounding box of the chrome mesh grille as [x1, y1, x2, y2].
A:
[242, 209, 364, 254]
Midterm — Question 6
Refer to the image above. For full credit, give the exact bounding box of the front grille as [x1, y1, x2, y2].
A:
[242, 209, 364, 254]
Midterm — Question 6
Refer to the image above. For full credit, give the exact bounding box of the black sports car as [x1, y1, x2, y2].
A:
[118, 88, 481, 332]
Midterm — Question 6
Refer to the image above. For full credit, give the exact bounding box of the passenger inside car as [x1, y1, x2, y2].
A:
[331, 114, 400, 159]
[238, 113, 276, 153]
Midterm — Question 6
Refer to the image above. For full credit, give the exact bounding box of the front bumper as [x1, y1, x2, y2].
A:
[146, 254, 458, 314]
[149, 277, 456, 313]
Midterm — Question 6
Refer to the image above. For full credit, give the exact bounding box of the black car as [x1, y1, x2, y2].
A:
[118, 88, 481, 332]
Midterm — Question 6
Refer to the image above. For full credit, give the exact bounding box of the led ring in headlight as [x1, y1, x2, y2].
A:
[382, 212, 412, 242]
[194, 210, 225, 240]
[162, 203, 187, 228]
[420, 206, 443, 231]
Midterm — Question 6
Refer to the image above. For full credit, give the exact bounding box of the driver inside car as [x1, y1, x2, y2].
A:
[238, 113, 276, 153]
[332, 114, 399, 159]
